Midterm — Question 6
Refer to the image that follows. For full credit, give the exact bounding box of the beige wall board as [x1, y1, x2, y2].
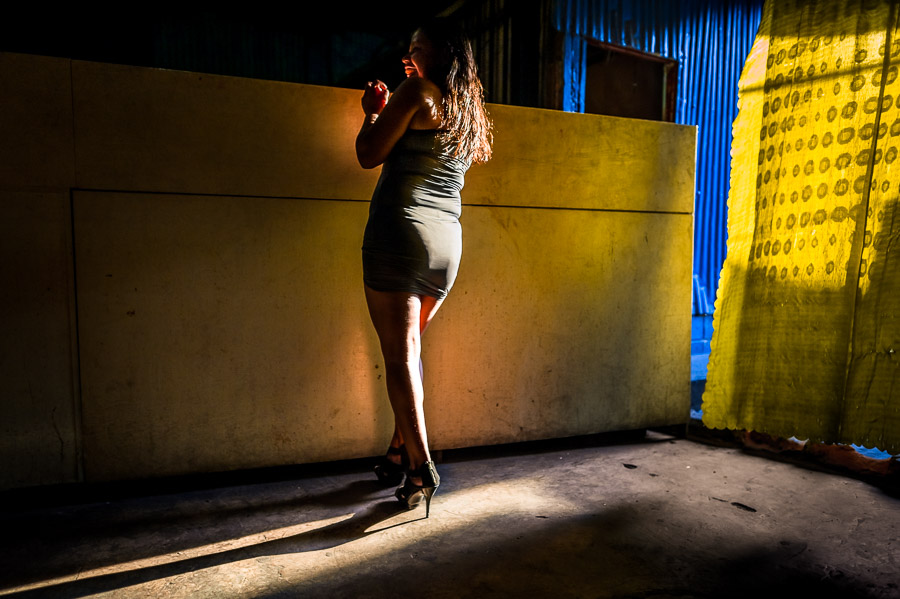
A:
[4, 54, 695, 485]
[74, 191, 390, 480]
[425, 207, 693, 449]
[70, 59, 694, 215]
[71, 60, 380, 200]
[0, 53, 75, 191]
[465, 105, 696, 214]
[0, 191, 79, 488]
[74, 190, 689, 481]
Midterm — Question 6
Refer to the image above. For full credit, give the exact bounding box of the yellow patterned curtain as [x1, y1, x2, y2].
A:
[704, 0, 900, 454]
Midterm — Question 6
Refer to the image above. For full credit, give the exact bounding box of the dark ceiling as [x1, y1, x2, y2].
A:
[1, 2, 466, 89]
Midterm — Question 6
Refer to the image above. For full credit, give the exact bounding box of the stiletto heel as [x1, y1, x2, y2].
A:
[395, 461, 440, 517]
[374, 444, 408, 485]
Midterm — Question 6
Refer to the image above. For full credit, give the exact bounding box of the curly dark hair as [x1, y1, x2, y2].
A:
[417, 19, 493, 164]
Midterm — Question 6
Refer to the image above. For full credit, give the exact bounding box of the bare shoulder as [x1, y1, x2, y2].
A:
[394, 77, 443, 129]
[392, 76, 442, 103]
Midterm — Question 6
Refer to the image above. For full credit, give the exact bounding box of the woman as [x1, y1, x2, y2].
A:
[356, 19, 492, 517]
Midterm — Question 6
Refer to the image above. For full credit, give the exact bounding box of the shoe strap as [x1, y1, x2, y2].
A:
[409, 461, 440, 487]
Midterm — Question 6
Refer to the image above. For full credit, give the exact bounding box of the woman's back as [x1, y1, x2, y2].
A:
[370, 129, 468, 216]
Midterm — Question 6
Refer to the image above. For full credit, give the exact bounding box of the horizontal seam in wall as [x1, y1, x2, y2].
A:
[70, 187, 368, 203]
[462, 203, 692, 216]
[70, 188, 692, 216]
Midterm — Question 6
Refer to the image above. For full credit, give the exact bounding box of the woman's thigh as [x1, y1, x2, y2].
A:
[364, 287, 422, 362]
[364, 287, 446, 360]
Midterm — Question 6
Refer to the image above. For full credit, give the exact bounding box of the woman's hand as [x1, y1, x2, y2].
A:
[356, 77, 441, 169]
[362, 80, 390, 115]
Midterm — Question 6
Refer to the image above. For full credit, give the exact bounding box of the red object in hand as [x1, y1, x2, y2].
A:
[373, 82, 389, 111]
[363, 80, 390, 115]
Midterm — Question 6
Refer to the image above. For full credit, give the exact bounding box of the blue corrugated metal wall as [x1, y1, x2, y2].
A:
[553, 0, 763, 313]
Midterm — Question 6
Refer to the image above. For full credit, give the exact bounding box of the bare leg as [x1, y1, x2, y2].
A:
[365, 286, 444, 475]
[386, 357, 423, 465]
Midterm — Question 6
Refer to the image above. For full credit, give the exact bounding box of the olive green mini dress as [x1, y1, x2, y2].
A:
[362, 129, 469, 300]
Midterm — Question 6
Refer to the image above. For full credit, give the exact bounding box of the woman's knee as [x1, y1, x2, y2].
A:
[379, 334, 420, 366]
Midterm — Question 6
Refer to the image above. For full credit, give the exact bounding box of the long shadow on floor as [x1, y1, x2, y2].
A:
[260, 502, 893, 599]
[0, 477, 410, 597]
[0, 429, 662, 596]
[5, 431, 894, 599]
[6, 487, 891, 599]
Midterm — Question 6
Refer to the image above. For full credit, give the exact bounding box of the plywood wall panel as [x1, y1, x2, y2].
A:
[0, 54, 74, 191]
[427, 207, 692, 448]
[0, 192, 79, 487]
[74, 192, 691, 479]
[74, 192, 387, 479]
[71, 61, 378, 201]
[466, 105, 696, 213]
[71, 60, 694, 213]
[3, 54, 695, 484]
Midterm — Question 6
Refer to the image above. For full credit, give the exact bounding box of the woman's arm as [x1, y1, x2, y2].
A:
[355, 77, 437, 169]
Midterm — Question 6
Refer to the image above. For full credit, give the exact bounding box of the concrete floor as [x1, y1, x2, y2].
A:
[1, 432, 899, 599]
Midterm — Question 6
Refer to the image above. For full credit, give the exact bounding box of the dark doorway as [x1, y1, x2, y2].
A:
[584, 41, 678, 122]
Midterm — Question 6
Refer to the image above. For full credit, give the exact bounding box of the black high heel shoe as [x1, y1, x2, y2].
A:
[395, 461, 440, 518]
[373, 444, 408, 486]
